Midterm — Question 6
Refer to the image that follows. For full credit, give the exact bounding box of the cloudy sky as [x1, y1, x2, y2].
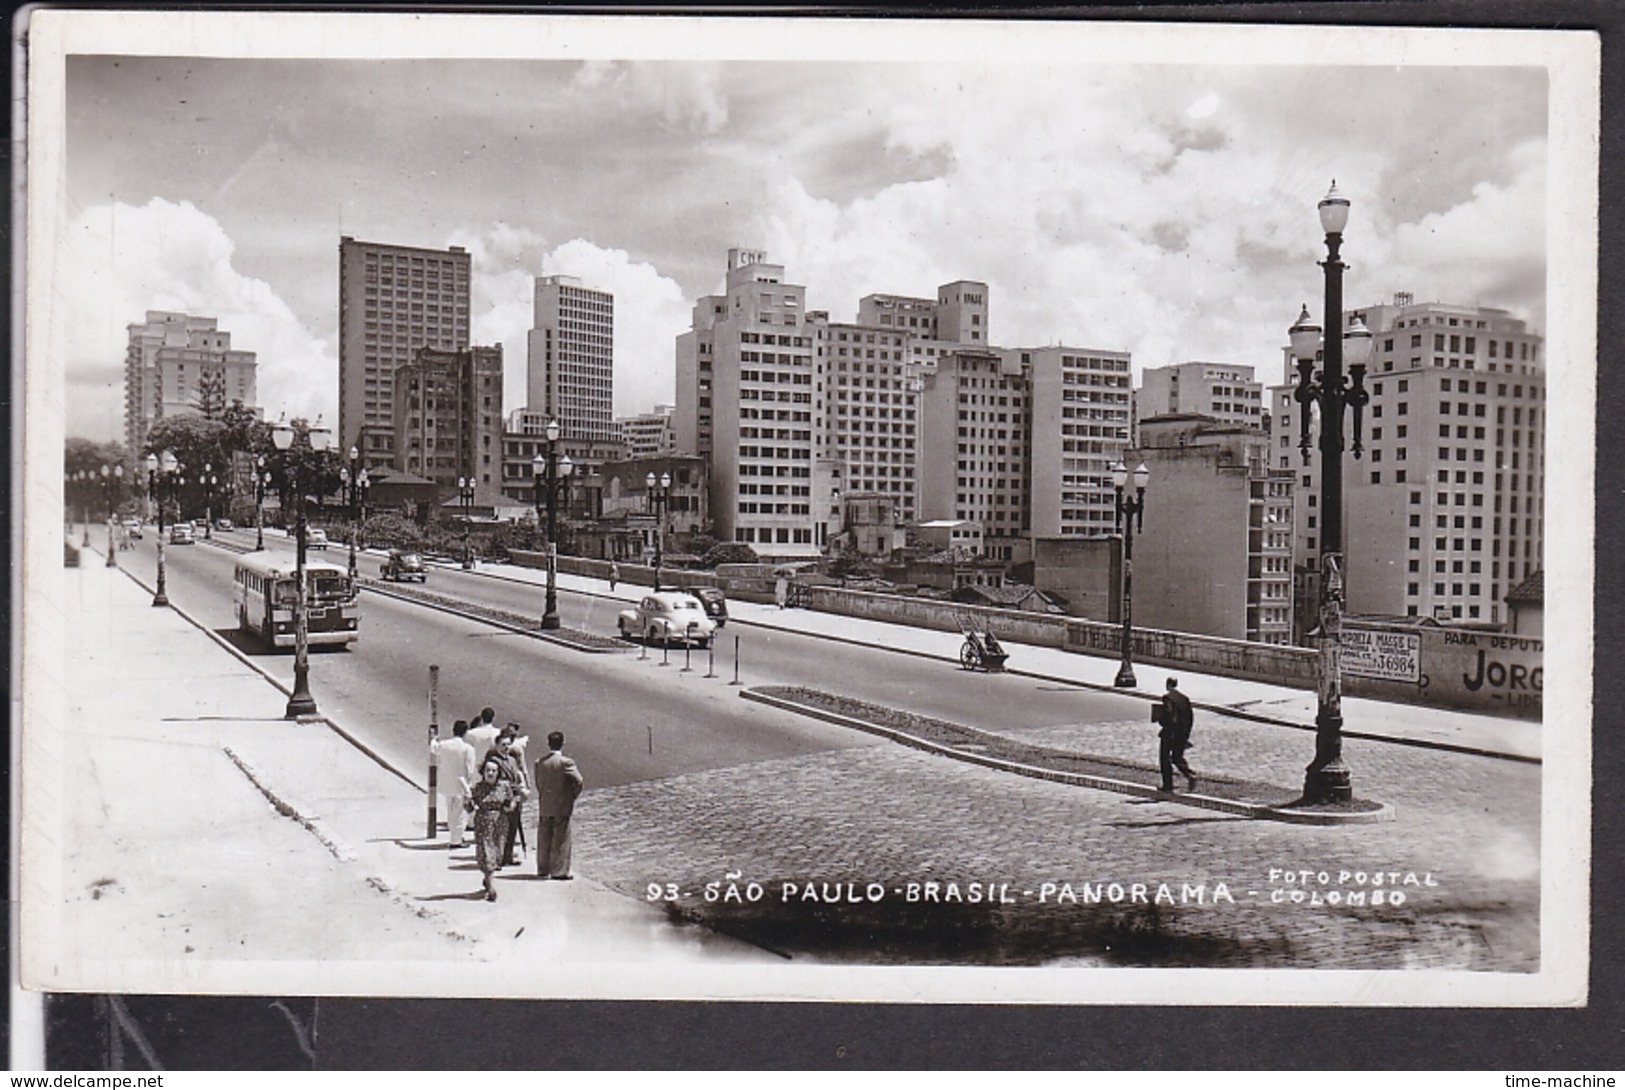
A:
[51, 18, 1550, 444]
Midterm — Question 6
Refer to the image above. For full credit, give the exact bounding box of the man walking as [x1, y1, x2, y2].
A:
[1158, 677, 1198, 793]
[533, 731, 584, 880]
[609, 561, 619, 592]
[429, 720, 479, 847]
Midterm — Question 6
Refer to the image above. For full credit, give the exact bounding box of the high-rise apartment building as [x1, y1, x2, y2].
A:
[1269, 296, 1545, 627]
[1136, 362, 1265, 438]
[527, 275, 615, 442]
[124, 311, 259, 458]
[916, 348, 1032, 561]
[392, 345, 503, 506]
[339, 237, 471, 470]
[1020, 346, 1134, 540]
[813, 315, 922, 523]
[676, 249, 823, 556]
[1131, 415, 1296, 643]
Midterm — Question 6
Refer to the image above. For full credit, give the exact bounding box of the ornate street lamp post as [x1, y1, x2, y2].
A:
[202, 464, 216, 540]
[255, 455, 270, 550]
[78, 471, 91, 546]
[271, 416, 334, 718]
[340, 446, 370, 583]
[146, 451, 178, 607]
[1110, 460, 1150, 688]
[533, 421, 575, 630]
[101, 464, 123, 567]
[457, 476, 476, 570]
[645, 470, 671, 592]
[1290, 180, 1375, 804]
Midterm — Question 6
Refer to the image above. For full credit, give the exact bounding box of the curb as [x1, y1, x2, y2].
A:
[740, 688, 1394, 825]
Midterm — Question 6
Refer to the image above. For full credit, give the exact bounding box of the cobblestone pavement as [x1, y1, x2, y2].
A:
[574, 703, 1540, 970]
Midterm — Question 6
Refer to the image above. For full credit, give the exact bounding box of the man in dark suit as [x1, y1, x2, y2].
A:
[533, 731, 584, 880]
[1158, 677, 1198, 793]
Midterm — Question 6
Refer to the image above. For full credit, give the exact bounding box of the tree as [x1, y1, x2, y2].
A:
[64, 437, 130, 519]
[192, 369, 229, 419]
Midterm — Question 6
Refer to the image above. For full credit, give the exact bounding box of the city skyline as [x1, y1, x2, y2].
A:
[53, 18, 1550, 445]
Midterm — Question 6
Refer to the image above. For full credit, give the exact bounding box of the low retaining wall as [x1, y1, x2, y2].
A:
[501, 553, 1540, 720]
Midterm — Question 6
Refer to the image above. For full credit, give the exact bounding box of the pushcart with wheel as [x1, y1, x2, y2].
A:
[958, 618, 1008, 672]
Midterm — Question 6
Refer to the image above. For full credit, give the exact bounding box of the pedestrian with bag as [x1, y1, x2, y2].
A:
[1157, 677, 1199, 793]
[533, 731, 584, 880]
[467, 755, 515, 901]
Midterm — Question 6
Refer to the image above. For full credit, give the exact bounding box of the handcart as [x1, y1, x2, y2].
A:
[958, 618, 1009, 673]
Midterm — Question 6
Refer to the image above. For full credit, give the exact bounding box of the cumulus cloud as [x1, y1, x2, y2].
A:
[457, 227, 691, 420]
[571, 60, 729, 135]
[54, 198, 334, 442]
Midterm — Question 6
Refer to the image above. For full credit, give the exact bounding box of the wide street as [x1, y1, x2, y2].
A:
[107, 528, 1544, 970]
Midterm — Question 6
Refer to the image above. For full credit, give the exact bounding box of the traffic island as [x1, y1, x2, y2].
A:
[743, 686, 1392, 825]
[361, 578, 631, 652]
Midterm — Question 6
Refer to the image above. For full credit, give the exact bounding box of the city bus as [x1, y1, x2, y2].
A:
[233, 552, 360, 649]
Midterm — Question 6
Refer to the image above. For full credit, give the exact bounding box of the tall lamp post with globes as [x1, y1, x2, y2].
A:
[202, 464, 218, 540]
[533, 421, 574, 630]
[78, 471, 91, 546]
[340, 446, 370, 583]
[255, 455, 271, 550]
[101, 464, 123, 567]
[146, 451, 178, 607]
[457, 476, 476, 570]
[271, 416, 335, 718]
[645, 470, 671, 592]
[1290, 180, 1375, 805]
[1109, 460, 1149, 688]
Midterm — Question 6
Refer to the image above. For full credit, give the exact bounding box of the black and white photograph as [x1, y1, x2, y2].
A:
[16, 9, 1598, 1014]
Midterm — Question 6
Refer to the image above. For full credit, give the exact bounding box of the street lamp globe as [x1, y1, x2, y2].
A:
[645, 471, 656, 490]
[160, 450, 177, 474]
[308, 417, 334, 452]
[1289, 304, 1323, 360]
[660, 472, 672, 490]
[1318, 180, 1350, 235]
[559, 454, 573, 479]
[1343, 314, 1375, 367]
[349, 445, 359, 463]
[532, 453, 546, 475]
[545, 419, 561, 444]
[1110, 461, 1128, 490]
[270, 417, 294, 451]
[1132, 463, 1150, 491]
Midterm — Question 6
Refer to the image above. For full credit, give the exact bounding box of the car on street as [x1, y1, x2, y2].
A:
[674, 585, 728, 628]
[216, 517, 234, 531]
[307, 528, 329, 550]
[618, 591, 717, 647]
[122, 517, 143, 539]
[381, 549, 428, 582]
[169, 524, 195, 545]
[193, 518, 210, 531]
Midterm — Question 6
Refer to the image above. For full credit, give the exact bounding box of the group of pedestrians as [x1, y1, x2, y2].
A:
[430, 706, 585, 903]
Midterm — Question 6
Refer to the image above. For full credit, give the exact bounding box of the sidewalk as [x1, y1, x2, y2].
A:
[30, 543, 770, 997]
[441, 556, 1542, 762]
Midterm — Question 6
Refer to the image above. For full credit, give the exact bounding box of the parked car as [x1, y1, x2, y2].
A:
[307, 528, 329, 550]
[122, 517, 143, 539]
[381, 549, 427, 582]
[675, 585, 728, 628]
[216, 517, 234, 531]
[193, 518, 210, 531]
[170, 524, 195, 545]
[618, 592, 717, 647]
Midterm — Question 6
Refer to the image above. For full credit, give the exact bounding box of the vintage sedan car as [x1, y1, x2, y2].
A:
[216, 517, 234, 531]
[381, 549, 428, 582]
[307, 528, 329, 550]
[169, 523, 195, 545]
[674, 585, 728, 628]
[618, 592, 717, 647]
[122, 517, 143, 539]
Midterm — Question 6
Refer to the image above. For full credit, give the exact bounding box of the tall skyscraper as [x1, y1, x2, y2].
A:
[526, 275, 615, 441]
[1020, 345, 1134, 540]
[392, 345, 504, 506]
[338, 237, 471, 470]
[124, 311, 258, 457]
[1269, 295, 1546, 627]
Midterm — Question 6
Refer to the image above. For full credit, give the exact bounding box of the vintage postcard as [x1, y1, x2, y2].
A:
[16, 10, 1597, 1006]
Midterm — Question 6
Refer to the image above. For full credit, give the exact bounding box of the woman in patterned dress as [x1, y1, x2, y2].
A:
[467, 756, 514, 901]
